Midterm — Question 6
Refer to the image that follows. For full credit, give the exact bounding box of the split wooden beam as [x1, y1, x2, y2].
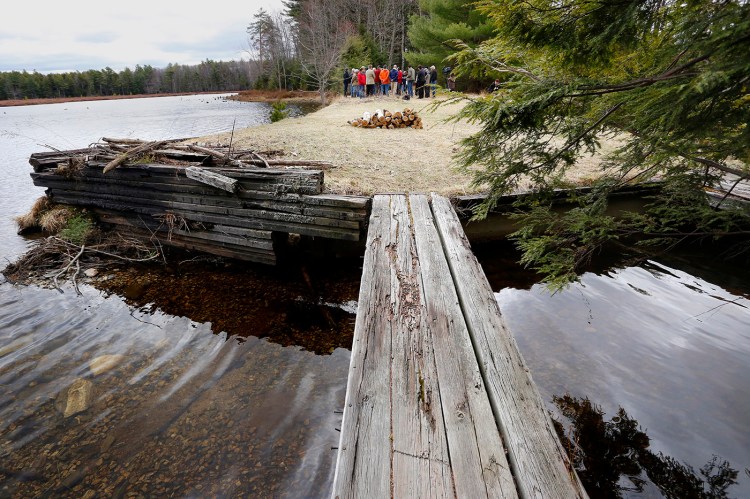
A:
[185, 166, 239, 194]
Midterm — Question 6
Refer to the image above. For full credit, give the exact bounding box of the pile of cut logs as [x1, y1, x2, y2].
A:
[29, 138, 370, 265]
[349, 108, 423, 129]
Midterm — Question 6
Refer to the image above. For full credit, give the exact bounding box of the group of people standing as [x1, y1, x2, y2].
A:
[344, 64, 443, 99]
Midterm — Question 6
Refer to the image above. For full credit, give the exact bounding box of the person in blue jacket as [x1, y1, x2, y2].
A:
[389, 65, 399, 96]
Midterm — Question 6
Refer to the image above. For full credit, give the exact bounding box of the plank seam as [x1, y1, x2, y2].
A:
[428, 194, 522, 496]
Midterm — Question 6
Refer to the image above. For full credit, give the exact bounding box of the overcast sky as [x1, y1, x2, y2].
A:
[1, 0, 285, 73]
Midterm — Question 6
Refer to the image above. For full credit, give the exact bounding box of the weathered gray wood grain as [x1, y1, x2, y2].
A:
[410, 194, 517, 499]
[52, 194, 362, 241]
[386, 195, 454, 498]
[332, 195, 395, 498]
[185, 166, 238, 193]
[430, 194, 587, 499]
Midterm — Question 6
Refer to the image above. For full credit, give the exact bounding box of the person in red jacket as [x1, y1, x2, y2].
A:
[357, 67, 366, 98]
[396, 67, 403, 95]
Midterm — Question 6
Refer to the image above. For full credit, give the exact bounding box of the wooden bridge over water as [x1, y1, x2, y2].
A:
[332, 194, 587, 498]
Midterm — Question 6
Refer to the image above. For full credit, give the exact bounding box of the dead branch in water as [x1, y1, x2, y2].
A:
[3, 234, 160, 288]
[52, 244, 85, 293]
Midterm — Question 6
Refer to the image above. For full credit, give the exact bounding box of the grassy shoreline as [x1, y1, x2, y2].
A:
[197, 94, 612, 197]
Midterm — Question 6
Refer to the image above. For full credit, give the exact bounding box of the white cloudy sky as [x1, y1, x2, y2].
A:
[1, 0, 285, 73]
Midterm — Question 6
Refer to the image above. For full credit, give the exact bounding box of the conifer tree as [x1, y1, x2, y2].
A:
[449, 0, 750, 288]
[407, 0, 495, 86]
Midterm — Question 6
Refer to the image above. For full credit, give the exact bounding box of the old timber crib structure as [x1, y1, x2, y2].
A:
[332, 194, 587, 498]
[29, 143, 370, 264]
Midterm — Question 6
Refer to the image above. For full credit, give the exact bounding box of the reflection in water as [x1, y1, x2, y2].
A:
[479, 239, 750, 497]
[94, 255, 360, 355]
[552, 395, 738, 498]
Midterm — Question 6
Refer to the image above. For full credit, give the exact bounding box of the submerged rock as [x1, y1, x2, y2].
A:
[89, 354, 125, 376]
[0, 337, 31, 357]
[84, 268, 99, 277]
[62, 378, 94, 417]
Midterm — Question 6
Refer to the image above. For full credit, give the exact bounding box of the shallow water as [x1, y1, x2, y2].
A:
[476, 241, 750, 497]
[0, 280, 352, 497]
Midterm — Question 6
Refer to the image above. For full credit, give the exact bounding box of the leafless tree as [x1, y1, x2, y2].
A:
[297, 0, 355, 104]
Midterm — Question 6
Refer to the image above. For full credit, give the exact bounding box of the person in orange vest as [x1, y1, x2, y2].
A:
[379, 67, 391, 96]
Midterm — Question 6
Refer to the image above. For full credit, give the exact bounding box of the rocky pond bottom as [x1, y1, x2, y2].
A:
[0, 255, 361, 497]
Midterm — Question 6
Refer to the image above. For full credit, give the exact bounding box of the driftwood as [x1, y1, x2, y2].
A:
[103, 140, 170, 173]
[185, 144, 247, 167]
[31, 139, 329, 174]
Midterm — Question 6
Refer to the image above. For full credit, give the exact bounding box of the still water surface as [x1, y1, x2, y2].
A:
[477, 242, 750, 497]
[1, 95, 749, 497]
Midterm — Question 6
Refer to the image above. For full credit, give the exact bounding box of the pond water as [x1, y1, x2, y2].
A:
[1, 95, 749, 497]
[475, 241, 750, 497]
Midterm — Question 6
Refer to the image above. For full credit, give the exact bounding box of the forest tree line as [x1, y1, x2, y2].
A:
[1, 0, 493, 101]
[0, 60, 255, 101]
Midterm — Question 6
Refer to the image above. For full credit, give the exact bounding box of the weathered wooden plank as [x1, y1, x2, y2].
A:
[410, 194, 517, 498]
[303, 206, 368, 222]
[387, 195, 454, 498]
[95, 212, 275, 251]
[29, 148, 92, 171]
[185, 166, 239, 193]
[47, 189, 362, 230]
[208, 224, 272, 240]
[332, 195, 395, 498]
[54, 171, 323, 195]
[301, 194, 371, 210]
[32, 171, 336, 205]
[430, 194, 587, 499]
[106, 223, 276, 265]
[84, 161, 325, 187]
[51, 194, 361, 241]
[34, 177, 312, 216]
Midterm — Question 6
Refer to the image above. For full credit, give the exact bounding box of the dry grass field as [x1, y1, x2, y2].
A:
[199, 95, 619, 196]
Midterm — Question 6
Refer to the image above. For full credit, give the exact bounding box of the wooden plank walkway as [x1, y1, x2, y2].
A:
[332, 193, 587, 499]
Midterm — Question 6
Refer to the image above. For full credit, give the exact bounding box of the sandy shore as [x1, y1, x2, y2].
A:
[197, 95, 616, 196]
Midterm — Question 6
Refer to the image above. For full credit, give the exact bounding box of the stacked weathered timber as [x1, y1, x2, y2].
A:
[29, 142, 369, 265]
[349, 108, 423, 129]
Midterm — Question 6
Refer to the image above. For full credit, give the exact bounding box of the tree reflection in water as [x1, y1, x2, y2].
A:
[552, 395, 739, 498]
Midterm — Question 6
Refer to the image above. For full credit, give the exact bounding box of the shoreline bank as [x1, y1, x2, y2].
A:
[0, 91, 237, 108]
[0, 89, 331, 108]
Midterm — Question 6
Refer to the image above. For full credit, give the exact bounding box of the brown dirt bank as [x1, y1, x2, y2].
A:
[229, 89, 330, 104]
[0, 91, 236, 107]
[196, 95, 616, 197]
